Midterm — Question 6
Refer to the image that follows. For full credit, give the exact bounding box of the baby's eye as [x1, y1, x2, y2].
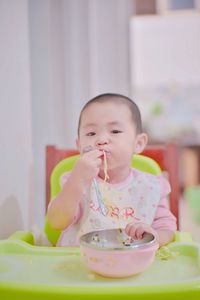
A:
[111, 130, 122, 134]
[86, 132, 96, 136]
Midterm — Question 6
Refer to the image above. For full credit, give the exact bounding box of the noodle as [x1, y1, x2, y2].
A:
[102, 151, 111, 206]
[103, 151, 110, 181]
[101, 152, 125, 245]
[101, 151, 132, 246]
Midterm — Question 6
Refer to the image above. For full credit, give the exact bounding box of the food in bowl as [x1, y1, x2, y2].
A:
[79, 228, 159, 278]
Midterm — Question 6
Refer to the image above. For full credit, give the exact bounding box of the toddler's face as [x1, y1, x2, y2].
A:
[77, 102, 146, 174]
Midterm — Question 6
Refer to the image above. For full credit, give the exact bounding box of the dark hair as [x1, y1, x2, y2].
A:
[77, 93, 143, 135]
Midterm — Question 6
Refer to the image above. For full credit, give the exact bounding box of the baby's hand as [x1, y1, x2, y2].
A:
[125, 222, 158, 240]
[73, 148, 103, 185]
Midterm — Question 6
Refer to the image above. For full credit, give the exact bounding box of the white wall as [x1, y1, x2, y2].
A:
[129, 13, 200, 136]
[29, 0, 67, 227]
[130, 14, 200, 88]
[0, 0, 33, 238]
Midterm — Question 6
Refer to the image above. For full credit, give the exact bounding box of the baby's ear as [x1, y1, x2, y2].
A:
[76, 138, 81, 152]
[135, 133, 148, 154]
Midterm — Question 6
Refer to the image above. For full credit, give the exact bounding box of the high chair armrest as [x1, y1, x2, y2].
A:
[8, 231, 35, 245]
[174, 231, 193, 243]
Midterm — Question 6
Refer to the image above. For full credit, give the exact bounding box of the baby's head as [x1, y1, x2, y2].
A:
[78, 93, 143, 135]
[76, 93, 148, 160]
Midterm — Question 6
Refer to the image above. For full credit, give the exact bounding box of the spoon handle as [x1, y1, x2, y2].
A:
[93, 178, 108, 216]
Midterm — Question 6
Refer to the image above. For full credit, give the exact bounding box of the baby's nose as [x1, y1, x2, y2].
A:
[96, 137, 108, 146]
[97, 141, 108, 146]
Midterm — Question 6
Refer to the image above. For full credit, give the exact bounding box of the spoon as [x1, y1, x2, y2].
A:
[92, 178, 108, 216]
[82, 146, 108, 216]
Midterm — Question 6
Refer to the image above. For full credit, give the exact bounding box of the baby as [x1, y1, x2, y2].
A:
[47, 93, 177, 247]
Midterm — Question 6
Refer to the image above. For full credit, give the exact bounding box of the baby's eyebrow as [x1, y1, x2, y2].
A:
[108, 121, 123, 126]
[82, 123, 97, 129]
[82, 121, 123, 129]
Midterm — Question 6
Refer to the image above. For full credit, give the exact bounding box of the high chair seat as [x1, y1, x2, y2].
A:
[45, 154, 162, 246]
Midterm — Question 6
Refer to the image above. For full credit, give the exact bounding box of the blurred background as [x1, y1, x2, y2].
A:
[0, 0, 200, 240]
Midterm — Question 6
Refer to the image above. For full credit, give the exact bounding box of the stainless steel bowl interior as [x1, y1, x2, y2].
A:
[79, 228, 156, 251]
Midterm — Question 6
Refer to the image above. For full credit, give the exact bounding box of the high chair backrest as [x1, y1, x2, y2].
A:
[45, 143, 180, 245]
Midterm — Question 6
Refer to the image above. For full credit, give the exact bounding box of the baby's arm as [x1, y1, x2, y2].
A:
[153, 228, 175, 247]
[151, 196, 177, 246]
[47, 149, 102, 230]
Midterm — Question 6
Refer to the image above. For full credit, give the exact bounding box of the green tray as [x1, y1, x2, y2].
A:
[0, 239, 200, 300]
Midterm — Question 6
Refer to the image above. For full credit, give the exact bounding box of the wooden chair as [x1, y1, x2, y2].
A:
[45, 143, 180, 228]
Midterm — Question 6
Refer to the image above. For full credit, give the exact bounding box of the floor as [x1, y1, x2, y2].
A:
[179, 197, 200, 242]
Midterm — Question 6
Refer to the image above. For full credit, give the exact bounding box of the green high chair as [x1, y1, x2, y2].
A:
[5, 151, 198, 300]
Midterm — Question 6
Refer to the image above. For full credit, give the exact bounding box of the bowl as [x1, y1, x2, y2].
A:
[79, 228, 159, 278]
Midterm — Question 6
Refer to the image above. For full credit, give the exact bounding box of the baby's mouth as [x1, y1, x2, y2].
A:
[82, 145, 111, 157]
[99, 149, 111, 159]
[98, 147, 110, 153]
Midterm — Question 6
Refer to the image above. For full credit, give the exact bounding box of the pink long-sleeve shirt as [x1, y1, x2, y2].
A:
[57, 168, 177, 246]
